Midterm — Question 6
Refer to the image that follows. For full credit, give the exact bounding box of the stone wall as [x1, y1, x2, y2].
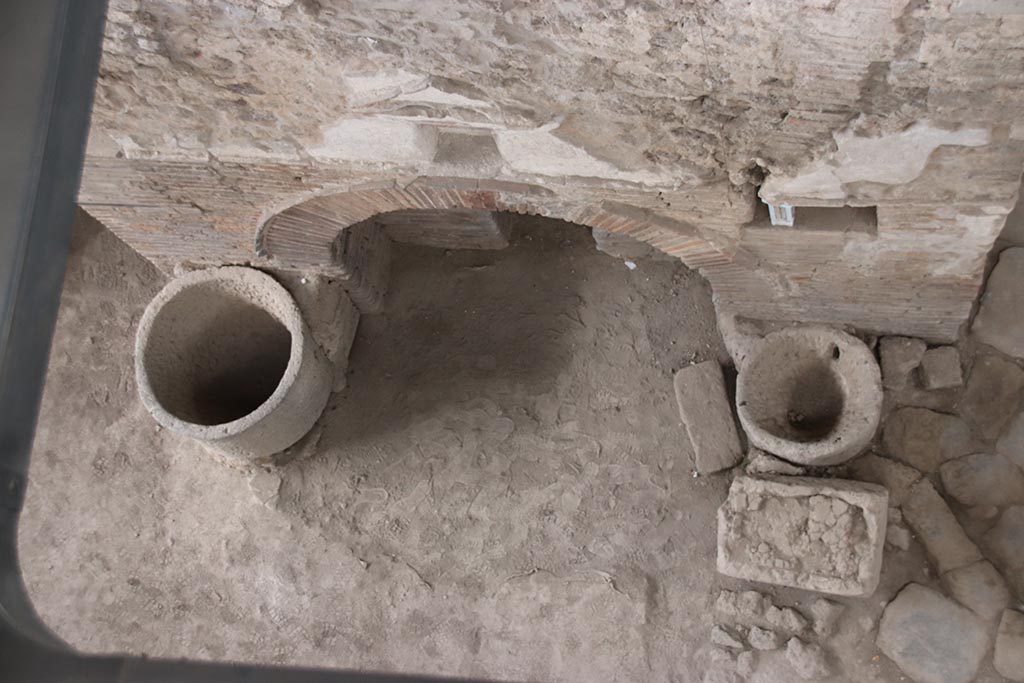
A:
[80, 0, 1024, 340]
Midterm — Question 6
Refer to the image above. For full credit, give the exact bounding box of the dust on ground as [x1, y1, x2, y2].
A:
[19, 212, 923, 682]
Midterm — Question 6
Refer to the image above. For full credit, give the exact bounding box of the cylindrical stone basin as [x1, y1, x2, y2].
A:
[135, 266, 331, 462]
[736, 326, 882, 466]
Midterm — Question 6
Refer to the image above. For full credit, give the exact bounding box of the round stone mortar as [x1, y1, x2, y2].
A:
[736, 326, 882, 466]
[135, 266, 331, 462]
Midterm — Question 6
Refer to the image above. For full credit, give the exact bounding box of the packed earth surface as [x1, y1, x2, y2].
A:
[17, 213, 1024, 683]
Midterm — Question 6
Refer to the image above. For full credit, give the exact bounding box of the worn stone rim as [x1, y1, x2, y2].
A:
[134, 266, 306, 441]
[736, 326, 883, 466]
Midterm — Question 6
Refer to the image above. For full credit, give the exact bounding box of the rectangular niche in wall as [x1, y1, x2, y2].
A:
[745, 203, 878, 236]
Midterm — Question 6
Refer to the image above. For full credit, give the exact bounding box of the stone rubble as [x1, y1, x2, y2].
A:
[717, 475, 888, 596]
[715, 589, 768, 621]
[918, 346, 963, 390]
[883, 506, 912, 551]
[735, 651, 755, 679]
[957, 354, 1024, 440]
[972, 247, 1024, 359]
[879, 336, 927, 391]
[784, 638, 830, 680]
[995, 609, 1024, 682]
[940, 559, 1012, 621]
[711, 624, 746, 650]
[939, 452, 1024, 507]
[809, 598, 845, 638]
[674, 361, 743, 474]
[766, 605, 809, 634]
[881, 407, 979, 473]
[877, 583, 989, 683]
[744, 449, 806, 477]
[747, 626, 782, 651]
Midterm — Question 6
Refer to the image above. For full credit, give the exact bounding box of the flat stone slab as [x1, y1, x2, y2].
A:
[919, 346, 963, 390]
[997, 409, 1024, 471]
[717, 475, 888, 596]
[983, 505, 1024, 599]
[877, 583, 989, 683]
[995, 609, 1024, 682]
[972, 247, 1024, 359]
[939, 452, 1024, 507]
[958, 354, 1024, 440]
[879, 336, 926, 391]
[674, 361, 743, 474]
[848, 452, 922, 506]
[881, 407, 979, 473]
[941, 559, 1011, 621]
[902, 478, 983, 575]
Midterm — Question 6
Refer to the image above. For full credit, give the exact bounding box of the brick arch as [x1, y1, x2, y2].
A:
[255, 177, 736, 274]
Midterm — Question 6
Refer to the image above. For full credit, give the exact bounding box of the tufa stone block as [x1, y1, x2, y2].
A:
[716, 475, 888, 596]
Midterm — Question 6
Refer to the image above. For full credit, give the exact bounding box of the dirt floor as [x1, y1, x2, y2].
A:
[16, 212, 982, 682]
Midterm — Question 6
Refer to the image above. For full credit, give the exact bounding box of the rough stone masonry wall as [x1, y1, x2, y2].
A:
[80, 0, 1024, 340]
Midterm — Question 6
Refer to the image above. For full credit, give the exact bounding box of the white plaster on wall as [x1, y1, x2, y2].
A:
[762, 121, 991, 202]
[952, 0, 1024, 15]
[209, 141, 303, 163]
[495, 127, 671, 185]
[308, 118, 438, 164]
[838, 212, 1005, 277]
[393, 86, 496, 111]
[342, 70, 430, 108]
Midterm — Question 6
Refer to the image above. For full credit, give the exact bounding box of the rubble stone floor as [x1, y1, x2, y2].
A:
[17, 214, 1012, 682]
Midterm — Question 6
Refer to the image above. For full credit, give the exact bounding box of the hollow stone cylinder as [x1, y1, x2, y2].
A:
[736, 326, 882, 466]
[135, 266, 332, 462]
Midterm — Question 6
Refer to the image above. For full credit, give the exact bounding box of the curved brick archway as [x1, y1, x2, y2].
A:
[255, 177, 737, 275]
